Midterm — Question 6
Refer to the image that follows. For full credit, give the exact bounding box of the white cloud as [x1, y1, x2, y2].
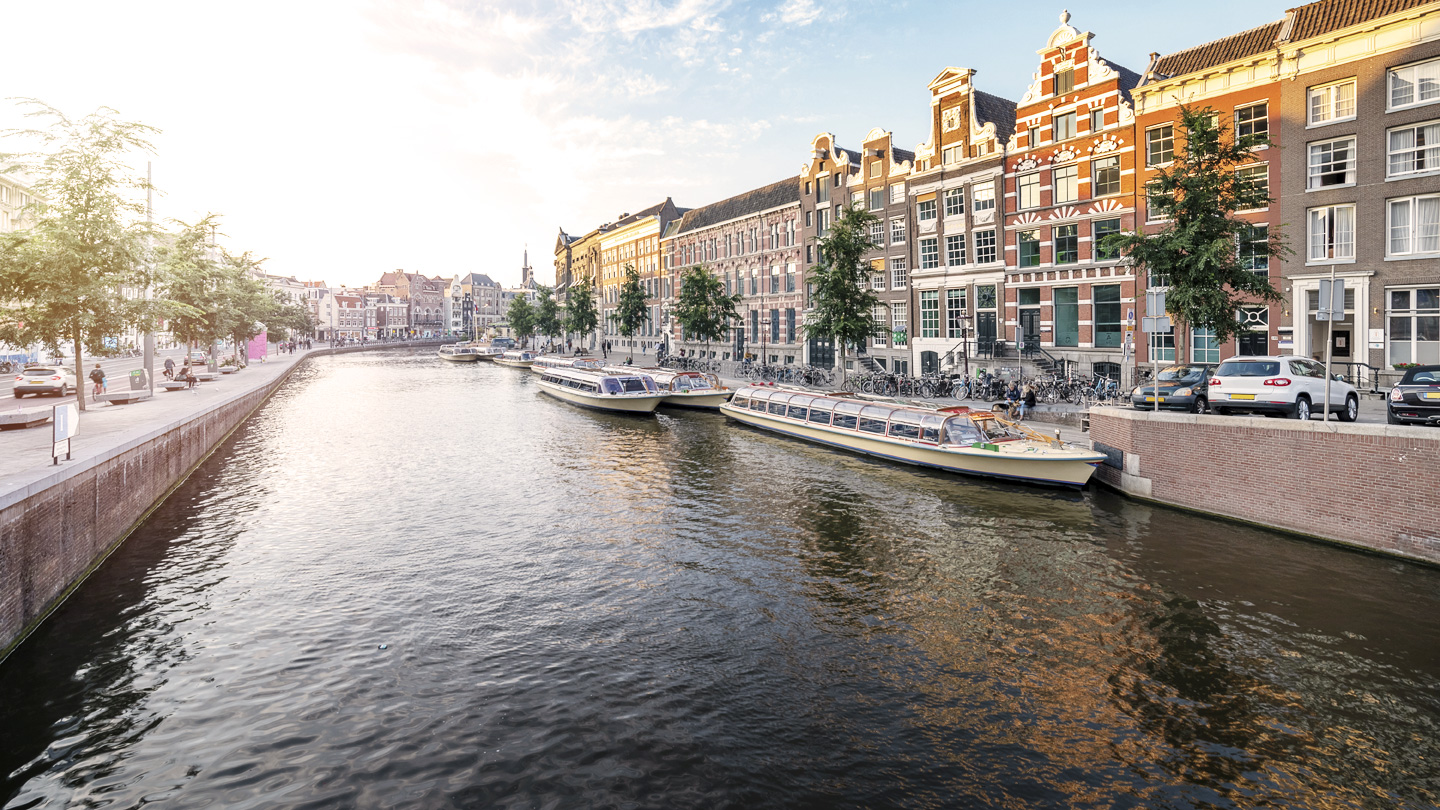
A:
[764, 0, 823, 27]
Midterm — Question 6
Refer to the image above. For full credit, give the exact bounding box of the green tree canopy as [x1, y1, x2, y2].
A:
[0, 101, 162, 409]
[564, 277, 598, 343]
[1102, 104, 1287, 352]
[507, 294, 535, 347]
[533, 284, 561, 345]
[804, 204, 881, 379]
[673, 264, 739, 359]
[614, 264, 650, 362]
[154, 215, 224, 352]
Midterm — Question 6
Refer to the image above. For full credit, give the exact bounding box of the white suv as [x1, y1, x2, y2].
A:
[1209, 356, 1359, 421]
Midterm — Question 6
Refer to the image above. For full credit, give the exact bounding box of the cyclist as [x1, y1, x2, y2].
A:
[90, 364, 107, 400]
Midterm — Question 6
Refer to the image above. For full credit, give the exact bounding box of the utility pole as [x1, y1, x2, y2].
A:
[144, 162, 154, 397]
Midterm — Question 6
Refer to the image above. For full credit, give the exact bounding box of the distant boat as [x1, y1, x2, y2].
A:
[721, 386, 1105, 488]
[603, 366, 733, 410]
[437, 344, 481, 363]
[532, 355, 605, 372]
[536, 367, 666, 414]
[495, 350, 538, 368]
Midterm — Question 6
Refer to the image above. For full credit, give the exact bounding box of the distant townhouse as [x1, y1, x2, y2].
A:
[906, 69, 1015, 376]
[1003, 11, 1144, 381]
[853, 129, 918, 375]
[662, 177, 801, 362]
[596, 199, 685, 356]
[798, 134, 863, 368]
[0, 173, 37, 234]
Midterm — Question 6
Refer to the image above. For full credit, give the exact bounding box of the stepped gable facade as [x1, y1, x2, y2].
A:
[1003, 10, 1143, 380]
[907, 68, 1015, 376]
[662, 176, 801, 361]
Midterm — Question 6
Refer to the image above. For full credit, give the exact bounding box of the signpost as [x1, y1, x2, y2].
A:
[1141, 291, 1172, 413]
[52, 402, 78, 464]
[1316, 267, 1345, 422]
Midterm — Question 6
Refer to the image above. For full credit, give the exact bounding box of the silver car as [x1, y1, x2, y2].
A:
[13, 365, 78, 398]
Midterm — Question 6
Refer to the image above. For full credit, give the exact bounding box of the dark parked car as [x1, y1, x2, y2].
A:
[1387, 365, 1440, 426]
[1131, 364, 1215, 413]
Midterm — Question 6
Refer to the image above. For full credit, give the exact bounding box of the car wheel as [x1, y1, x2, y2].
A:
[60, 384, 69, 397]
[1192, 397, 1207, 414]
[1387, 409, 1403, 425]
[1338, 394, 1358, 423]
[1294, 396, 1311, 421]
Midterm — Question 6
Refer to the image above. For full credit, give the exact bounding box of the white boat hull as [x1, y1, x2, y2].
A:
[721, 403, 1101, 487]
[437, 352, 481, 363]
[537, 379, 664, 414]
[495, 358, 534, 368]
[660, 390, 733, 410]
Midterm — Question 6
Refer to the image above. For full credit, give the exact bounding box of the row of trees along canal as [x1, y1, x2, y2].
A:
[0, 101, 314, 411]
[507, 105, 1285, 379]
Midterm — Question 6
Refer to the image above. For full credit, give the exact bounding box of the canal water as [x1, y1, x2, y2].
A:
[2, 351, 1438, 809]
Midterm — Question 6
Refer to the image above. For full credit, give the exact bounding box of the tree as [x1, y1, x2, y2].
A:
[154, 216, 224, 356]
[613, 264, 650, 363]
[0, 101, 161, 410]
[1102, 104, 1287, 357]
[507, 294, 535, 348]
[533, 285, 561, 348]
[804, 205, 881, 381]
[673, 264, 740, 362]
[564, 277, 598, 348]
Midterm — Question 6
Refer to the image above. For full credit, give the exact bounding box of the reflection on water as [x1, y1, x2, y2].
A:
[2, 351, 1438, 809]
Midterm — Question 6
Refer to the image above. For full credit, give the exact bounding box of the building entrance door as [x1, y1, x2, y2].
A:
[808, 337, 835, 367]
[977, 312, 997, 355]
[1020, 309, 1040, 354]
[1237, 330, 1267, 356]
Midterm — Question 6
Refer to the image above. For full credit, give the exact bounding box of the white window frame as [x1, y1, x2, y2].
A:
[892, 302, 908, 346]
[1386, 120, 1440, 179]
[943, 188, 965, 218]
[1307, 137, 1356, 190]
[945, 234, 965, 266]
[891, 258, 908, 289]
[1388, 57, 1440, 112]
[869, 220, 884, 246]
[974, 229, 997, 264]
[1146, 124, 1174, 167]
[1308, 79, 1356, 127]
[1017, 172, 1041, 210]
[890, 217, 906, 245]
[919, 238, 939, 270]
[1053, 164, 1079, 204]
[972, 181, 995, 212]
[1234, 101, 1268, 143]
[1307, 204, 1356, 263]
[1387, 194, 1440, 258]
[871, 273, 885, 291]
[1235, 163, 1269, 210]
[873, 304, 888, 347]
[917, 198, 937, 222]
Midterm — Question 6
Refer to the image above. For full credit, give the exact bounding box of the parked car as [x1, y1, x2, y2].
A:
[1131, 364, 1215, 413]
[189, 350, 210, 364]
[1387, 365, 1440, 426]
[1209, 355, 1359, 421]
[13, 365, 78, 398]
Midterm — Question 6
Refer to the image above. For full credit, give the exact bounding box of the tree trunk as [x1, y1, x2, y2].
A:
[73, 323, 85, 412]
[836, 342, 847, 388]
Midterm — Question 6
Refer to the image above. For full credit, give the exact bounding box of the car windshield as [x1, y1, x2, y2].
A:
[1215, 360, 1280, 377]
[1401, 369, 1440, 385]
[1158, 365, 1205, 383]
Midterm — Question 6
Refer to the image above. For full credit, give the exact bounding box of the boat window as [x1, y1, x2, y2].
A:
[789, 395, 815, 409]
[749, 398, 766, 411]
[585, 383, 599, 393]
[888, 421, 921, 440]
[975, 419, 1016, 441]
[832, 412, 858, 429]
[689, 376, 714, 390]
[767, 401, 787, 415]
[807, 406, 833, 425]
[920, 414, 946, 443]
[621, 377, 649, 393]
[786, 405, 808, 420]
[733, 396, 749, 409]
[858, 417, 888, 434]
[603, 378, 623, 395]
[943, 417, 984, 445]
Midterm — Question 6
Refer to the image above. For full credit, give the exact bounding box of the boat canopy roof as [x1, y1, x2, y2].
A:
[534, 356, 604, 370]
[738, 386, 960, 430]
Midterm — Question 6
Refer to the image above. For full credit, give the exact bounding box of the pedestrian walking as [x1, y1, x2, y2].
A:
[89, 364, 106, 400]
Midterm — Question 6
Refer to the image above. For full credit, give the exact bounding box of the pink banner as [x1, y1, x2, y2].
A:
[248, 331, 268, 361]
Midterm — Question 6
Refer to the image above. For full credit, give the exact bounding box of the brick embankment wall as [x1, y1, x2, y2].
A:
[0, 340, 446, 662]
[1089, 408, 1440, 564]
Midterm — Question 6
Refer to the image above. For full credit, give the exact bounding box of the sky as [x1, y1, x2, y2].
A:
[2, 0, 1288, 289]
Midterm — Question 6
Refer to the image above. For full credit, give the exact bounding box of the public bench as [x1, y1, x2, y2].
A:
[193, 372, 219, 382]
[159, 381, 191, 392]
[219, 366, 238, 374]
[98, 390, 153, 405]
[0, 407, 53, 430]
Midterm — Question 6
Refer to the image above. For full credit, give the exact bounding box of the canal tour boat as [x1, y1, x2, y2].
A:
[535, 368, 667, 414]
[437, 344, 482, 363]
[603, 366, 733, 410]
[495, 350, 538, 369]
[531, 355, 605, 372]
[720, 386, 1106, 488]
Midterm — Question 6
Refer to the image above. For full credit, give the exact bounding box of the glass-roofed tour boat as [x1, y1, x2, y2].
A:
[720, 385, 1106, 488]
[531, 355, 605, 372]
[603, 366, 733, 410]
[536, 367, 667, 414]
[495, 349, 538, 368]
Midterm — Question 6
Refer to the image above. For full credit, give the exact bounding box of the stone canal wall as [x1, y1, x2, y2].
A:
[0, 341, 445, 662]
[1089, 408, 1440, 565]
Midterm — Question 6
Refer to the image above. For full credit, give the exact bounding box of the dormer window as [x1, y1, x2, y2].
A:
[1055, 68, 1074, 95]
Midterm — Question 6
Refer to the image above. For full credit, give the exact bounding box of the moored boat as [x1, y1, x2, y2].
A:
[535, 368, 667, 414]
[532, 355, 605, 372]
[604, 366, 732, 410]
[437, 344, 482, 363]
[720, 386, 1105, 488]
[495, 350, 538, 368]
[472, 346, 506, 361]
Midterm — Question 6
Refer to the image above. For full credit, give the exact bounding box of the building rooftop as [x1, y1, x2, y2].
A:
[974, 90, 1018, 141]
[673, 176, 800, 235]
[1147, 20, 1285, 80]
[1286, 0, 1434, 41]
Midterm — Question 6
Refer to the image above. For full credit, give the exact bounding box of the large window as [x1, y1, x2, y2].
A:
[1146, 125, 1174, 166]
[892, 303, 908, 347]
[1018, 230, 1041, 268]
[1192, 327, 1220, 363]
[1146, 182, 1170, 223]
[1308, 205, 1356, 262]
[1388, 288, 1440, 365]
[919, 238, 939, 269]
[1149, 327, 1175, 362]
[890, 217, 906, 245]
[973, 181, 995, 212]
[920, 290, 940, 338]
[1094, 284, 1121, 348]
[974, 230, 997, 264]
[891, 258, 908, 289]
[1093, 218, 1122, 261]
[1018, 172, 1041, 209]
[1308, 137, 1356, 188]
[1054, 164, 1078, 203]
[872, 304, 888, 348]
[946, 289, 967, 338]
[1093, 156, 1120, 197]
[1089, 108, 1104, 133]
[1054, 287, 1079, 347]
[918, 198, 937, 222]
[1054, 224, 1078, 264]
[1388, 195, 1440, 257]
[944, 188, 965, 218]
[817, 207, 830, 236]
[1235, 164, 1269, 207]
[1387, 121, 1440, 178]
[1053, 111, 1077, 141]
[1389, 57, 1440, 111]
[945, 234, 965, 266]
[1238, 224, 1270, 274]
[786, 308, 796, 343]
[817, 181, 830, 203]
[1235, 102, 1268, 144]
[1308, 79, 1356, 125]
[869, 188, 885, 210]
[869, 220, 884, 246]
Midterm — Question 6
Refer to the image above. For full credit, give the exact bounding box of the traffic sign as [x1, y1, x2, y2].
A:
[1316, 278, 1345, 321]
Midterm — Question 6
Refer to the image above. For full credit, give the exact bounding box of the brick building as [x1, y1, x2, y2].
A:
[597, 199, 685, 357]
[1002, 10, 1144, 381]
